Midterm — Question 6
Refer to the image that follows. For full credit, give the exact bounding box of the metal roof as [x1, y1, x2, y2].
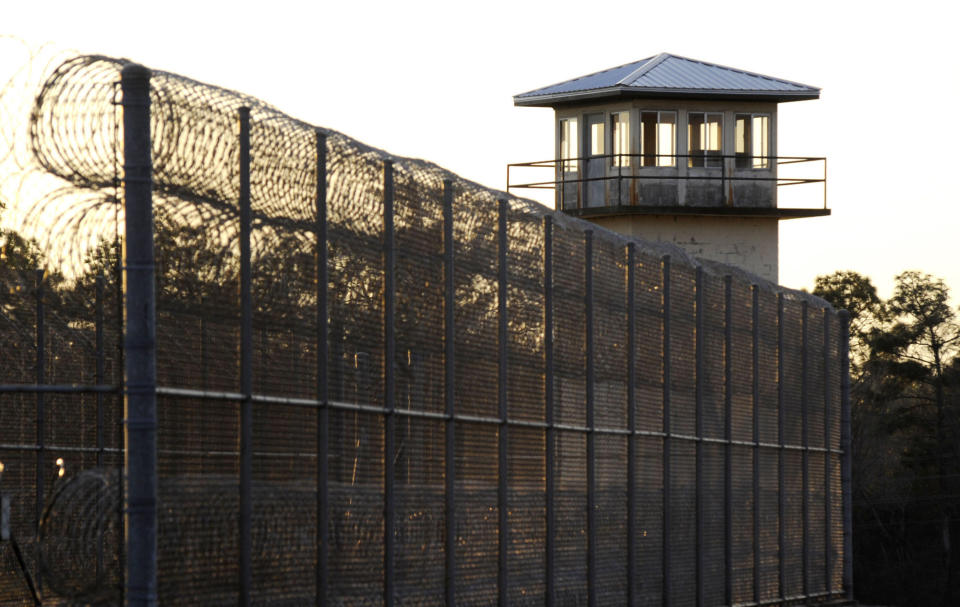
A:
[514, 53, 820, 106]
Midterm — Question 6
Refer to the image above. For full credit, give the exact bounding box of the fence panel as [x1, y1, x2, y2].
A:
[0, 54, 852, 606]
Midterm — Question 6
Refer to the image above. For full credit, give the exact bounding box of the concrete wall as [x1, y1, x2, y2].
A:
[592, 214, 779, 282]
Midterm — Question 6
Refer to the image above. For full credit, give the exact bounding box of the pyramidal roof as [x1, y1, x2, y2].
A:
[514, 53, 820, 106]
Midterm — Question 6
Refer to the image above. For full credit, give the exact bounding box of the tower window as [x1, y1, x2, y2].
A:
[640, 111, 676, 167]
[688, 112, 723, 168]
[560, 117, 578, 172]
[610, 111, 630, 167]
[735, 113, 770, 169]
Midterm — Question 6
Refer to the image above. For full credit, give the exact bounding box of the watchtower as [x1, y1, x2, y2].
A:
[508, 53, 828, 283]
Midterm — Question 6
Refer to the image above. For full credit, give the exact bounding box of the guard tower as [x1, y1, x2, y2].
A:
[507, 53, 828, 283]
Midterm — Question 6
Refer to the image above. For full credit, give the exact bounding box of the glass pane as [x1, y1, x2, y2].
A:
[561, 118, 578, 172]
[641, 112, 657, 167]
[658, 112, 676, 167]
[688, 112, 704, 168]
[735, 113, 750, 169]
[590, 121, 605, 156]
[752, 115, 769, 169]
[706, 113, 722, 168]
[611, 111, 630, 167]
[706, 113, 722, 151]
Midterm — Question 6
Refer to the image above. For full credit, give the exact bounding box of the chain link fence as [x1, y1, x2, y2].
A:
[0, 51, 851, 606]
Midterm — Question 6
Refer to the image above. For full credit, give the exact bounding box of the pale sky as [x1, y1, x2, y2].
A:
[4, 0, 959, 299]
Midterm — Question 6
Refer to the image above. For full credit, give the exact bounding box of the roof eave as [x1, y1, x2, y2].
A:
[514, 86, 819, 107]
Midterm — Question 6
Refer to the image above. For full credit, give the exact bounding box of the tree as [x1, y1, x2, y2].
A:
[817, 269, 960, 606]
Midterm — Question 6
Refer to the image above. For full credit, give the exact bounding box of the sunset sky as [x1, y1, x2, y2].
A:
[5, 0, 959, 298]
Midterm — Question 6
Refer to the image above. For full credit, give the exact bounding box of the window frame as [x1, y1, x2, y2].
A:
[558, 116, 579, 173]
[639, 109, 677, 168]
[609, 110, 631, 168]
[687, 111, 724, 169]
[735, 112, 771, 170]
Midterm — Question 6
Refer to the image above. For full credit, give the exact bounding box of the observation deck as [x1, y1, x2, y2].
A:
[507, 152, 828, 220]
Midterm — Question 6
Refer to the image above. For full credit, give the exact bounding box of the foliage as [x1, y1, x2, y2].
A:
[816, 270, 960, 606]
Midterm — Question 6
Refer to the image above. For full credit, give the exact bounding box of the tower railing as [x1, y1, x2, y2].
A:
[507, 153, 827, 213]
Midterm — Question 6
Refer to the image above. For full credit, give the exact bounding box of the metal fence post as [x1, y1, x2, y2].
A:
[315, 130, 329, 607]
[442, 180, 457, 607]
[801, 301, 809, 599]
[694, 266, 704, 607]
[96, 275, 106, 468]
[751, 285, 760, 606]
[544, 217, 556, 607]
[121, 62, 157, 607]
[661, 255, 672, 607]
[497, 198, 509, 607]
[777, 293, 785, 601]
[383, 160, 396, 607]
[723, 275, 733, 606]
[584, 231, 596, 607]
[35, 268, 45, 596]
[626, 243, 637, 606]
[839, 310, 853, 600]
[238, 106, 253, 607]
[823, 309, 832, 598]
[96, 274, 106, 583]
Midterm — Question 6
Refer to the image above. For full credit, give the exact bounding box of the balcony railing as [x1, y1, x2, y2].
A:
[506, 153, 827, 215]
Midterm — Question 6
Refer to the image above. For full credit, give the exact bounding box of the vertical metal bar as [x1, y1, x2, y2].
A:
[315, 130, 329, 607]
[383, 160, 396, 607]
[585, 231, 597, 607]
[751, 286, 761, 606]
[121, 63, 157, 607]
[661, 255, 672, 607]
[694, 266, 704, 607]
[723, 275, 733, 607]
[497, 198, 509, 607]
[238, 106, 253, 607]
[443, 180, 457, 607]
[626, 243, 637, 606]
[96, 274, 105, 583]
[96, 275, 105, 467]
[823, 158, 828, 210]
[823, 309, 833, 598]
[839, 310, 853, 600]
[114, 228, 126, 605]
[34, 268, 44, 595]
[544, 217, 556, 607]
[801, 301, 809, 599]
[559, 161, 565, 211]
[777, 293, 786, 602]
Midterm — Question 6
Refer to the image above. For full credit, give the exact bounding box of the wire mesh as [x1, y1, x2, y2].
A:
[0, 49, 850, 605]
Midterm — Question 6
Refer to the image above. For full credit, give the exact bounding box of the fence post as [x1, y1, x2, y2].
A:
[694, 266, 704, 607]
[626, 243, 637, 606]
[585, 231, 596, 607]
[801, 301, 809, 598]
[383, 160, 396, 607]
[121, 62, 157, 607]
[661, 255, 672, 607]
[751, 285, 761, 606]
[823, 309, 833, 598]
[443, 179, 457, 607]
[543, 217, 555, 607]
[35, 268, 45, 596]
[315, 129, 329, 606]
[96, 274, 106, 583]
[723, 275, 733, 606]
[96, 275, 106, 467]
[839, 310, 853, 600]
[237, 106, 253, 607]
[497, 198, 509, 607]
[777, 293, 785, 601]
